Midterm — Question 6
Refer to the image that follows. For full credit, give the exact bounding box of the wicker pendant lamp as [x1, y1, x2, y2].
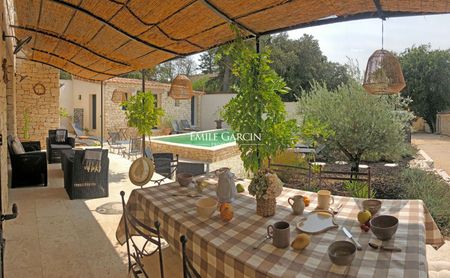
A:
[169, 75, 194, 100]
[363, 21, 406, 95]
[111, 89, 127, 103]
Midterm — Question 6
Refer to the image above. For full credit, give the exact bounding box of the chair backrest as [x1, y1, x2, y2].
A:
[180, 235, 201, 278]
[171, 120, 180, 132]
[107, 131, 121, 144]
[48, 129, 68, 144]
[128, 138, 142, 154]
[180, 120, 190, 130]
[71, 123, 84, 137]
[153, 153, 178, 179]
[177, 162, 206, 176]
[120, 191, 164, 278]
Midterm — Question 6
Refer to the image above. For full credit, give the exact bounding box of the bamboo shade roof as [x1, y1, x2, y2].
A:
[10, 0, 450, 81]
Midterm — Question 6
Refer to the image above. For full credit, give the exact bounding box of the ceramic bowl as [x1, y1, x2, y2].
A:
[362, 199, 382, 215]
[177, 173, 193, 187]
[328, 241, 356, 266]
[370, 215, 398, 240]
[196, 197, 217, 218]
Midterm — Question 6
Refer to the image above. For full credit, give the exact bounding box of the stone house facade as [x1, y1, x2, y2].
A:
[60, 77, 204, 138]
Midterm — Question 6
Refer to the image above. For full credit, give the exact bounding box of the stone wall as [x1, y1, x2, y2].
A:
[1, 2, 14, 213]
[437, 112, 450, 136]
[15, 59, 59, 147]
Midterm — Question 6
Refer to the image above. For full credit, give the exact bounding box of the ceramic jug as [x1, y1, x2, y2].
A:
[288, 195, 305, 215]
[215, 167, 236, 203]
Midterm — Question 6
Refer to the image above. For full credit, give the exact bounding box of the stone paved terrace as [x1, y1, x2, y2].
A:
[4, 150, 449, 277]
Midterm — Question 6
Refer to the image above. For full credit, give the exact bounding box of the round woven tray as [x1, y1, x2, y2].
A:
[256, 198, 276, 217]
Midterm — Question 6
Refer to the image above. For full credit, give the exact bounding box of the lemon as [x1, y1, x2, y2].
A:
[236, 183, 245, 193]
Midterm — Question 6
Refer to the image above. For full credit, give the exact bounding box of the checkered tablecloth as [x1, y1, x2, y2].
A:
[116, 180, 444, 278]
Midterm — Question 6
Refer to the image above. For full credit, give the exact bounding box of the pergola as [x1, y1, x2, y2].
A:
[8, 0, 450, 81]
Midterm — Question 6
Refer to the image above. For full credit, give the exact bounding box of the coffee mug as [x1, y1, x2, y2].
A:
[317, 190, 334, 210]
[288, 195, 305, 215]
[267, 221, 290, 248]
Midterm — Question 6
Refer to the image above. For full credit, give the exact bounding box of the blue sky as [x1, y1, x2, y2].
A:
[287, 14, 450, 68]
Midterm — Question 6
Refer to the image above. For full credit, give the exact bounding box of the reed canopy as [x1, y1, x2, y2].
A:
[169, 75, 194, 100]
[363, 49, 406, 95]
[10, 0, 450, 81]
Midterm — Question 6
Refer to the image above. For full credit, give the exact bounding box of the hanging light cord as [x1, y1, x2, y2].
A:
[381, 20, 384, 50]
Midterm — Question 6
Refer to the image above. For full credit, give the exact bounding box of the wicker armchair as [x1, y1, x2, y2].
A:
[62, 149, 109, 200]
[46, 129, 75, 163]
[7, 135, 47, 187]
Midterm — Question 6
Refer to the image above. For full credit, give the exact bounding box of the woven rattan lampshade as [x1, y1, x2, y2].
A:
[363, 49, 406, 95]
[169, 75, 194, 100]
[111, 89, 127, 104]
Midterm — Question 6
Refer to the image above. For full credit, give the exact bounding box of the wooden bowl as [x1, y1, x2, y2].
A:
[370, 215, 398, 240]
[177, 173, 193, 187]
[362, 199, 382, 215]
[328, 241, 356, 266]
[196, 197, 217, 218]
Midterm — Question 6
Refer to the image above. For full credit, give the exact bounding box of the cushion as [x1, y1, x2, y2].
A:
[12, 138, 25, 154]
[50, 144, 72, 150]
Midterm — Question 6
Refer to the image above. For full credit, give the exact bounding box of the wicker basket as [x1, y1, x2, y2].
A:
[256, 198, 276, 217]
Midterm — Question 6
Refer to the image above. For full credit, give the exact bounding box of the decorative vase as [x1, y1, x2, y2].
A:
[256, 197, 276, 217]
[215, 167, 236, 203]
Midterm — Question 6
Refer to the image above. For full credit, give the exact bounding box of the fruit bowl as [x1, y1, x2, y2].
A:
[370, 215, 398, 240]
[177, 173, 193, 187]
[328, 241, 356, 266]
[196, 197, 217, 218]
[362, 199, 382, 215]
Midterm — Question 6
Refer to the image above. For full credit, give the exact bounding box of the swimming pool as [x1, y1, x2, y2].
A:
[154, 129, 235, 147]
[150, 130, 239, 163]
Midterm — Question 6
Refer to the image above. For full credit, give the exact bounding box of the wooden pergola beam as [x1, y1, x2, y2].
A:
[373, 0, 386, 19]
[200, 0, 258, 36]
[11, 25, 130, 66]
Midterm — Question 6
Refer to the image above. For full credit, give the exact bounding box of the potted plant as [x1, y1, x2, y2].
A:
[122, 91, 164, 154]
[248, 169, 284, 217]
[222, 34, 298, 216]
[214, 106, 224, 129]
[160, 115, 173, 135]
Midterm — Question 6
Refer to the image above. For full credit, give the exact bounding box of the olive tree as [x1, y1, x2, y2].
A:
[298, 82, 414, 172]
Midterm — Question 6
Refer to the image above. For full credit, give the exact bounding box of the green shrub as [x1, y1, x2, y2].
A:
[343, 180, 375, 199]
[401, 168, 450, 235]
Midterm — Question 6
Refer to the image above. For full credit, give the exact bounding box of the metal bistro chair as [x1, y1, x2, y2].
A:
[148, 152, 179, 186]
[107, 131, 125, 154]
[180, 235, 201, 278]
[123, 138, 142, 160]
[120, 191, 165, 278]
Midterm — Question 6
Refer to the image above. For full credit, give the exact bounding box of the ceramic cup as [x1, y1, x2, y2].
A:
[288, 195, 305, 215]
[317, 190, 334, 210]
[267, 221, 290, 248]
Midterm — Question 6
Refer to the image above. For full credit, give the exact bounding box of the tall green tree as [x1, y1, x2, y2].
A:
[399, 45, 450, 132]
[122, 92, 164, 153]
[222, 36, 298, 173]
[298, 82, 414, 173]
[263, 33, 351, 101]
[198, 49, 218, 74]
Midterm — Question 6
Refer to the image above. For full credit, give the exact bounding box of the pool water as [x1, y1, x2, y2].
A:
[154, 130, 235, 147]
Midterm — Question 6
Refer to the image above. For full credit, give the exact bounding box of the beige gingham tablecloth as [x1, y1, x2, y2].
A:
[116, 181, 444, 278]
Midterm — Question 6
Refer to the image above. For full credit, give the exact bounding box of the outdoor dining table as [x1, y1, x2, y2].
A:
[116, 177, 444, 278]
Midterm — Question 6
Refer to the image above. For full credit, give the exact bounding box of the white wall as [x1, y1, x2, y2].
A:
[199, 93, 299, 130]
[200, 93, 236, 130]
[59, 80, 74, 116]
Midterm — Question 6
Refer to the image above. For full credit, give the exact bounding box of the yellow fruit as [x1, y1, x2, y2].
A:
[236, 183, 245, 193]
[219, 203, 233, 222]
[357, 210, 372, 224]
[303, 196, 310, 207]
[291, 233, 311, 250]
